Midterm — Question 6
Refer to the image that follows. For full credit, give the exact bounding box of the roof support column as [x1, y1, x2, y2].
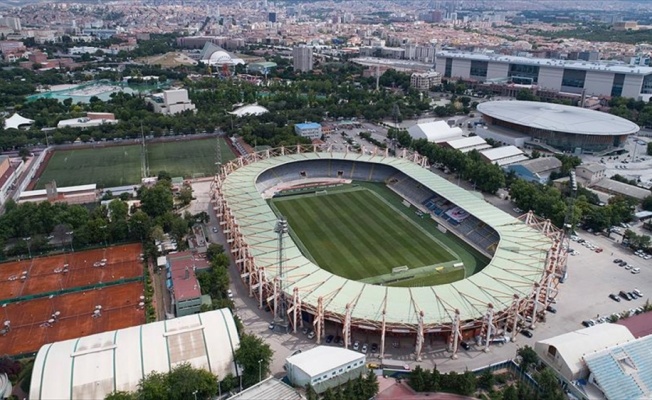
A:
[415, 310, 424, 362]
[380, 310, 386, 361]
[292, 287, 299, 333]
[483, 304, 494, 353]
[343, 303, 351, 349]
[315, 296, 324, 344]
[258, 267, 264, 309]
[530, 283, 540, 329]
[510, 294, 520, 343]
[449, 309, 460, 359]
[273, 277, 279, 320]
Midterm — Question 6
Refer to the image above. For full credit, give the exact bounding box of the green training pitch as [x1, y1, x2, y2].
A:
[36, 138, 235, 189]
[271, 188, 460, 285]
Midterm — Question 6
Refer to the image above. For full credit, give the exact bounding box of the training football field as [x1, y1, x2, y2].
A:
[272, 188, 459, 283]
[36, 138, 235, 189]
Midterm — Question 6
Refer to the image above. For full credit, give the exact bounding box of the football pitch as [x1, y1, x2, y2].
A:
[36, 138, 235, 189]
[271, 187, 467, 286]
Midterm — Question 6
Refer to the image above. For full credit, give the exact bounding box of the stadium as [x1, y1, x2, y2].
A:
[476, 100, 640, 154]
[212, 145, 565, 360]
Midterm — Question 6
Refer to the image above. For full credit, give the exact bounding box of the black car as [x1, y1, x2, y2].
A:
[520, 330, 533, 338]
[632, 291, 642, 299]
[620, 290, 632, 300]
[325, 335, 334, 344]
[609, 293, 621, 302]
[628, 292, 637, 300]
[613, 258, 622, 263]
[371, 343, 378, 353]
[546, 306, 557, 314]
[334, 336, 343, 346]
[582, 320, 594, 327]
[460, 341, 471, 350]
[619, 261, 628, 267]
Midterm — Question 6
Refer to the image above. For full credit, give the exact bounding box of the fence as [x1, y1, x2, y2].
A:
[472, 359, 540, 393]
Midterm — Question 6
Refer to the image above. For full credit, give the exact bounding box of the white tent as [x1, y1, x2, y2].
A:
[4, 113, 34, 130]
[407, 121, 464, 143]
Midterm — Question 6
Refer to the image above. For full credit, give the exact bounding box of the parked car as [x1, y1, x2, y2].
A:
[268, 322, 275, 330]
[620, 290, 632, 301]
[371, 343, 378, 353]
[227, 289, 233, 299]
[582, 320, 595, 327]
[325, 335, 334, 344]
[619, 261, 628, 267]
[520, 330, 533, 338]
[546, 305, 557, 313]
[609, 293, 621, 302]
[634, 288, 643, 297]
[361, 343, 368, 354]
[335, 336, 343, 346]
[307, 330, 316, 339]
[613, 259, 622, 263]
[460, 341, 471, 350]
[632, 268, 641, 274]
[302, 327, 309, 335]
[353, 341, 360, 351]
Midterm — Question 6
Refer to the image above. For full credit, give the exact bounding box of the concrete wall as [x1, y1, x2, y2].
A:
[451, 58, 471, 79]
[584, 71, 616, 97]
[537, 66, 563, 91]
[622, 75, 644, 99]
[486, 61, 509, 80]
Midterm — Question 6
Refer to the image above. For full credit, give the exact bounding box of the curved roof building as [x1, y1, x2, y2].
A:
[29, 308, 240, 400]
[230, 104, 270, 117]
[477, 101, 639, 153]
[213, 146, 563, 359]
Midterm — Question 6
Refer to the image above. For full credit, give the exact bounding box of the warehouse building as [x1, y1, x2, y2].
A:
[504, 157, 562, 184]
[441, 136, 492, 153]
[285, 346, 366, 393]
[480, 146, 528, 166]
[407, 120, 464, 143]
[29, 308, 240, 400]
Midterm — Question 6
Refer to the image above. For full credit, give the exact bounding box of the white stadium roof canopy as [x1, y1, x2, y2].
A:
[221, 152, 552, 326]
[477, 101, 640, 136]
[29, 308, 240, 400]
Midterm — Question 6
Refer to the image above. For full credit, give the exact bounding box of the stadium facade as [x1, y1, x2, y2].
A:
[212, 145, 565, 360]
[435, 51, 652, 100]
[476, 101, 639, 154]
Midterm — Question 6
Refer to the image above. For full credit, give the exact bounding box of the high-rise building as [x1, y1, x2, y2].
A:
[292, 46, 313, 72]
[268, 12, 277, 23]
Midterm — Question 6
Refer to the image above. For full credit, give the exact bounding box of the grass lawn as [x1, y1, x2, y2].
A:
[272, 188, 458, 283]
[36, 138, 235, 189]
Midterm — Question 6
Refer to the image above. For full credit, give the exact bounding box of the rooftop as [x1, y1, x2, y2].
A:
[592, 178, 651, 200]
[444, 136, 489, 150]
[617, 312, 652, 338]
[515, 157, 563, 174]
[286, 346, 364, 378]
[226, 377, 303, 400]
[168, 255, 202, 300]
[437, 50, 652, 76]
[480, 145, 525, 161]
[295, 122, 321, 129]
[478, 101, 640, 136]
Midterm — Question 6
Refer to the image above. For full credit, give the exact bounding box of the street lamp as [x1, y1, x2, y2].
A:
[23, 237, 31, 259]
[192, 390, 198, 400]
[258, 359, 263, 383]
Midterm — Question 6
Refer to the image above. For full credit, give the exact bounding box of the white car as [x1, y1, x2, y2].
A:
[353, 341, 360, 351]
[227, 289, 233, 299]
[361, 343, 368, 354]
[631, 268, 641, 274]
[634, 288, 643, 297]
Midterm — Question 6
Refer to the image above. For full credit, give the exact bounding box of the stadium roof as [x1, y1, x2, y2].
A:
[477, 101, 640, 136]
[584, 334, 652, 399]
[408, 121, 464, 143]
[286, 346, 363, 378]
[29, 308, 240, 400]
[437, 50, 652, 75]
[221, 152, 552, 325]
[230, 104, 269, 117]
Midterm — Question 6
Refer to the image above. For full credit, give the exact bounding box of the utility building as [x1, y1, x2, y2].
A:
[285, 346, 366, 393]
[294, 122, 322, 140]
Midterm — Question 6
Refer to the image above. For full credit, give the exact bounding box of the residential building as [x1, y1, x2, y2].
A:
[166, 251, 209, 317]
[147, 89, 196, 116]
[285, 346, 366, 394]
[575, 163, 607, 185]
[295, 122, 322, 139]
[435, 50, 652, 99]
[293, 46, 313, 72]
[410, 71, 442, 91]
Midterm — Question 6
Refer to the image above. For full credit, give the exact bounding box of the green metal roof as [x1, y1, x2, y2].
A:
[222, 152, 551, 326]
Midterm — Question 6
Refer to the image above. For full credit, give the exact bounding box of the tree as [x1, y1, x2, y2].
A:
[105, 392, 136, 400]
[478, 369, 495, 390]
[166, 363, 218, 400]
[138, 371, 169, 400]
[140, 181, 173, 218]
[207, 243, 225, 261]
[517, 345, 538, 372]
[408, 365, 427, 392]
[536, 367, 565, 400]
[502, 384, 518, 400]
[642, 195, 652, 212]
[178, 187, 193, 206]
[234, 333, 274, 388]
[108, 199, 129, 221]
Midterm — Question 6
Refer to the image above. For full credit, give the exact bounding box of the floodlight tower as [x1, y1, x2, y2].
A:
[274, 218, 289, 331]
[560, 171, 578, 282]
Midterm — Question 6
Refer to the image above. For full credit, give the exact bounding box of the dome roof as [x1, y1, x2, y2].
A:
[229, 104, 269, 117]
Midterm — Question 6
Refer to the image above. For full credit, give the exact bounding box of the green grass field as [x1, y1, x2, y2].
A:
[272, 187, 462, 286]
[36, 138, 235, 189]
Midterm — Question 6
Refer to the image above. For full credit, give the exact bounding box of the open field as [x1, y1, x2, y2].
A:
[0, 281, 145, 356]
[272, 188, 459, 284]
[0, 243, 143, 301]
[35, 138, 235, 188]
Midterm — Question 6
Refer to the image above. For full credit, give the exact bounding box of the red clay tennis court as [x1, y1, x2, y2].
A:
[0, 281, 145, 356]
[0, 243, 143, 300]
